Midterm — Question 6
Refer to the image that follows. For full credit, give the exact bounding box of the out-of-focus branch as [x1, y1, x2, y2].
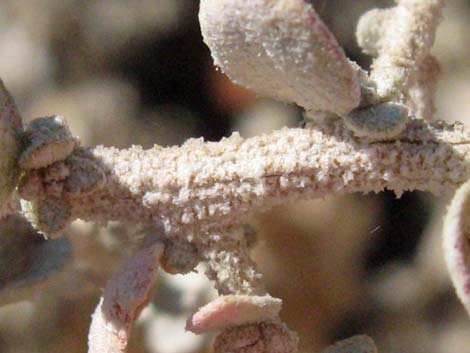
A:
[0, 80, 22, 219]
[406, 55, 441, 120]
[358, 0, 446, 99]
[0, 215, 71, 306]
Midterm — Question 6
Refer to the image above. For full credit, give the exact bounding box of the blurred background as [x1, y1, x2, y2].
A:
[0, 0, 469, 352]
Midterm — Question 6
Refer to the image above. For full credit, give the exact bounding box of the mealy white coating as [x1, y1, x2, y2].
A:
[66, 119, 470, 233]
[358, 0, 446, 99]
[186, 294, 282, 333]
[405, 55, 440, 120]
[20, 118, 470, 296]
[199, 0, 361, 116]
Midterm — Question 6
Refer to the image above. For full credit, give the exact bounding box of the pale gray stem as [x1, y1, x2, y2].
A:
[20, 119, 470, 239]
[201, 228, 266, 295]
[369, 0, 446, 98]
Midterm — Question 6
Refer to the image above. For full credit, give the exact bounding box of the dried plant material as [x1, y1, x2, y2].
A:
[443, 179, 470, 315]
[357, 0, 446, 99]
[213, 321, 298, 353]
[344, 102, 409, 139]
[20, 115, 79, 170]
[88, 242, 164, 353]
[186, 295, 282, 334]
[0, 79, 22, 217]
[20, 197, 72, 238]
[0, 215, 71, 306]
[321, 335, 377, 353]
[199, 0, 360, 116]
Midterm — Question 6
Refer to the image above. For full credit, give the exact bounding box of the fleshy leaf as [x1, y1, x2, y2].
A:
[186, 294, 282, 334]
[443, 179, 470, 315]
[88, 242, 164, 353]
[199, 0, 361, 116]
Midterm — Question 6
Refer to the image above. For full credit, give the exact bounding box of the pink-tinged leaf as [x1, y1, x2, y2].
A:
[186, 295, 282, 334]
[214, 321, 299, 353]
[199, 0, 360, 116]
[88, 242, 164, 353]
[443, 180, 470, 316]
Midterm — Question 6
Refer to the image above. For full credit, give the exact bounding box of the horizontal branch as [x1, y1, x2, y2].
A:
[21, 119, 470, 238]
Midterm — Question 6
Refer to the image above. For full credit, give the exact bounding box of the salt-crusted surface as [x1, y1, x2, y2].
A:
[199, 0, 360, 116]
[17, 116, 469, 298]
[65, 119, 470, 237]
[358, 0, 446, 99]
[186, 295, 282, 334]
[405, 55, 441, 120]
[19, 117, 470, 298]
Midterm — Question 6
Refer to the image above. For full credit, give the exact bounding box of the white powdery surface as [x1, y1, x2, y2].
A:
[88, 243, 164, 353]
[199, 0, 360, 116]
[70, 119, 470, 238]
[359, 0, 446, 98]
[186, 295, 282, 334]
